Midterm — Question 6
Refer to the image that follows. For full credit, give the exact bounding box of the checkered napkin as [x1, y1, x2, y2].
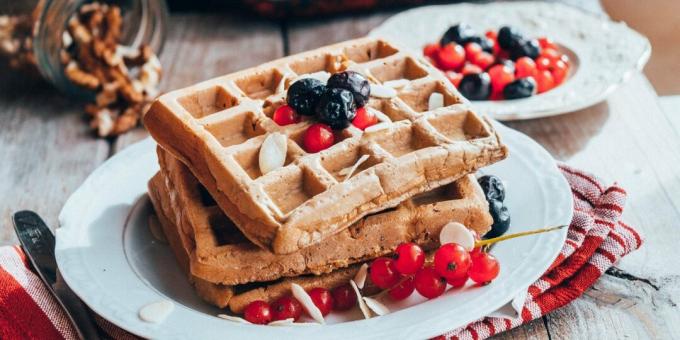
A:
[0, 164, 642, 340]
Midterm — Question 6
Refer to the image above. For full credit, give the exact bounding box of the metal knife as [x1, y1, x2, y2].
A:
[13, 210, 101, 340]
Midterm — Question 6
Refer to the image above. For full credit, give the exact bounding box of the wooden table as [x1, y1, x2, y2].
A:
[1, 6, 679, 340]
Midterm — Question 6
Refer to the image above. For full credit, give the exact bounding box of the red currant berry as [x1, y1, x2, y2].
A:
[515, 57, 537, 79]
[423, 43, 440, 59]
[461, 63, 483, 75]
[464, 43, 483, 62]
[271, 296, 302, 321]
[331, 284, 357, 311]
[485, 30, 498, 41]
[394, 242, 425, 275]
[473, 52, 495, 70]
[273, 104, 301, 126]
[535, 56, 551, 71]
[445, 71, 463, 88]
[446, 273, 468, 288]
[488, 64, 515, 93]
[550, 59, 568, 85]
[388, 276, 415, 301]
[308, 287, 334, 316]
[433, 243, 472, 280]
[468, 252, 500, 284]
[351, 107, 377, 130]
[535, 69, 555, 93]
[303, 123, 334, 153]
[369, 257, 400, 289]
[243, 300, 273, 324]
[436, 44, 465, 71]
[538, 37, 558, 50]
[540, 47, 561, 61]
[414, 267, 447, 299]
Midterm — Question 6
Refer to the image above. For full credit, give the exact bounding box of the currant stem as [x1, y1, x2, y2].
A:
[475, 225, 567, 247]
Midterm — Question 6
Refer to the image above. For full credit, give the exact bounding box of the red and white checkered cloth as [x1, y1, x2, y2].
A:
[0, 164, 642, 340]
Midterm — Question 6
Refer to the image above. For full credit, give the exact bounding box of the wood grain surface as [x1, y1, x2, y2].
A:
[1, 4, 678, 340]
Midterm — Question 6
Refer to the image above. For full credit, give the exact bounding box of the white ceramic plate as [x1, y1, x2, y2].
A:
[369, 1, 650, 120]
[56, 123, 572, 339]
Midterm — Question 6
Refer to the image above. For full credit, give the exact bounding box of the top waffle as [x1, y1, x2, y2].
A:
[144, 37, 508, 254]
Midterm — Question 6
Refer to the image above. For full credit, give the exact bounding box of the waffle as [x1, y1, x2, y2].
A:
[154, 147, 492, 286]
[149, 172, 378, 314]
[144, 37, 508, 254]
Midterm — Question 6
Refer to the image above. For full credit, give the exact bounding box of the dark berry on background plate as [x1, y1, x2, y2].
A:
[458, 73, 491, 101]
[462, 36, 494, 54]
[440, 23, 476, 46]
[497, 59, 516, 74]
[287, 78, 326, 116]
[509, 39, 541, 60]
[503, 77, 536, 99]
[487, 199, 511, 238]
[326, 71, 370, 107]
[478, 175, 506, 202]
[497, 26, 524, 50]
[316, 88, 357, 129]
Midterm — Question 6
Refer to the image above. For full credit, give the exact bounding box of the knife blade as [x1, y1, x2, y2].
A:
[13, 210, 101, 340]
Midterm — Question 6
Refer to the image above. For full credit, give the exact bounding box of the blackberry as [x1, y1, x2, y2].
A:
[440, 23, 475, 46]
[478, 175, 506, 202]
[286, 78, 326, 116]
[503, 78, 536, 100]
[326, 71, 370, 107]
[509, 39, 541, 60]
[315, 88, 356, 130]
[497, 26, 524, 50]
[458, 73, 491, 101]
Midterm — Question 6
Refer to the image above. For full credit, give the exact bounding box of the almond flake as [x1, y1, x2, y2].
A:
[268, 318, 295, 326]
[428, 92, 444, 111]
[342, 154, 370, 181]
[353, 263, 369, 289]
[350, 280, 372, 319]
[367, 107, 392, 123]
[217, 314, 251, 324]
[275, 75, 288, 94]
[383, 79, 410, 89]
[440, 222, 475, 251]
[138, 300, 174, 323]
[370, 84, 397, 98]
[291, 283, 325, 324]
[363, 297, 390, 316]
[259, 133, 287, 175]
[364, 122, 392, 133]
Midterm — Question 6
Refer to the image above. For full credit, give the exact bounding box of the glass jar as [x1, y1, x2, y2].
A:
[1, 0, 168, 96]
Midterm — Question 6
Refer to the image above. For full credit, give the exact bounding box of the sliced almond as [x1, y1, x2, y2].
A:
[138, 300, 174, 323]
[350, 280, 372, 319]
[342, 154, 370, 181]
[268, 318, 295, 326]
[363, 297, 390, 316]
[370, 84, 397, 98]
[367, 107, 392, 123]
[428, 92, 444, 111]
[364, 122, 392, 133]
[275, 75, 288, 94]
[259, 133, 287, 175]
[353, 263, 369, 289]
[291, 283, 325, 324]
[440, 222, 475, 251]
[217, 314, 251, 324]
[383, 79, 409, 89]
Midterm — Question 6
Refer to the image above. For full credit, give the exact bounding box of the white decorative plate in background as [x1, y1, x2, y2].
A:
[55, 121, 572, 339]
[369, 1, 650, 120]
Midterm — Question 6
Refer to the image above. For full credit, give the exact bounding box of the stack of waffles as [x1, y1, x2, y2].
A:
[144, 37, 508, 314]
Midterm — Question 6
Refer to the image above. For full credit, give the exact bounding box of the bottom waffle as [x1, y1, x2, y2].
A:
[154, 147, 493, 286]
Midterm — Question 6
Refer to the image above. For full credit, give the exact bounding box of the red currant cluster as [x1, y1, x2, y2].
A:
[242, 283, 358, 324]
[423, 24, 571, 101]
[370, 240, 500, 301]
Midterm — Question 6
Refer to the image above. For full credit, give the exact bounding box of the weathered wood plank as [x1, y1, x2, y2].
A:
[0, 74, 109, 245]
[113, 13, 285, 153]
